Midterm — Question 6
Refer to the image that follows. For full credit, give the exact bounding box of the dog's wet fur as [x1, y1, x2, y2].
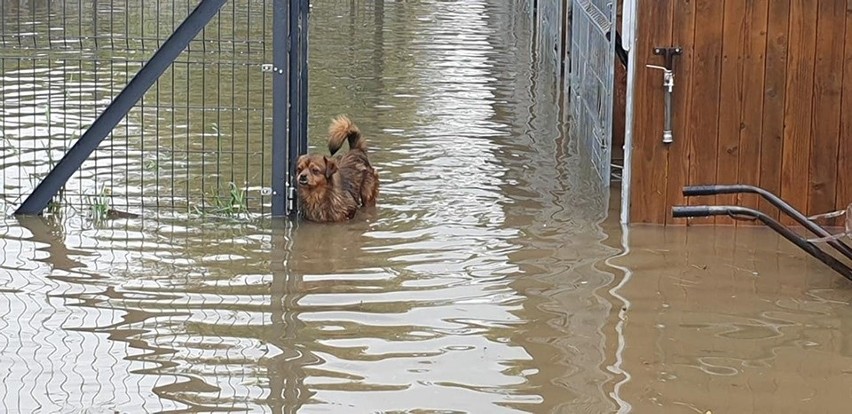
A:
[295, 116, 379, 222]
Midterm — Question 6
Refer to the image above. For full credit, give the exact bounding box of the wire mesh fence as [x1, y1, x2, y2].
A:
[0, 0, 275, 219]
[569, 0, 615, 187]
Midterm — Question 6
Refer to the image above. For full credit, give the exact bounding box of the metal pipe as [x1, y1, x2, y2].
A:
[672, 205, 852, 282]
[16, 0, 229, 215]
[620, 0, 639, 225]
[682, 184, 852, 261]
[299, 0, 310, 160]
[646, 64, 674, 144]
[662, 74, 672, 144]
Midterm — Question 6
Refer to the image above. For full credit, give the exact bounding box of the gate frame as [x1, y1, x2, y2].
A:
[620, 0, 637, 224]
[14, 0, 309, 218]
[286, 0, 310, 218]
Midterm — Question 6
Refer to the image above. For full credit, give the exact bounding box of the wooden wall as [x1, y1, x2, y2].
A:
[628, 0, 852, 225]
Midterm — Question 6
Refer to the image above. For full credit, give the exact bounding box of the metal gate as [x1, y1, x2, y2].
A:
[569, 0, 616, 186]
[1, 0, 308, 219]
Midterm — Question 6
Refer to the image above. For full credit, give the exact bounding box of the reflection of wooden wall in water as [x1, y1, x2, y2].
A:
[628, 0, 852, 225]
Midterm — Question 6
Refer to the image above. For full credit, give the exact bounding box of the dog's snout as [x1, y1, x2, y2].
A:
[298, 173, 308, 184]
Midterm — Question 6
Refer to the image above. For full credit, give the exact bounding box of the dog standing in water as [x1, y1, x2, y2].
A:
[295, 116, 379, 222]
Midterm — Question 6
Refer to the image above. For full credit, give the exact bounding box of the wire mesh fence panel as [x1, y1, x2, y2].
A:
[569, 0, 615, 187]
[0, 0, 274, 219]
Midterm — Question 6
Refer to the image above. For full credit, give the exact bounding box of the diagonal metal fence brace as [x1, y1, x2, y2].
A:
[16, 0, 229, 215]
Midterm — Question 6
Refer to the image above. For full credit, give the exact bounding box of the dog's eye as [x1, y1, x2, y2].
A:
[311, 168, 320, 174]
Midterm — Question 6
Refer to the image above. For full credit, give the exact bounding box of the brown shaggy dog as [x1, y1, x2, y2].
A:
[295, 116, 379, 222]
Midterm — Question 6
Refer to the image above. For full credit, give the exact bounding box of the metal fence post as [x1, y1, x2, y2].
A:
[299, 0, 309, 161]
[285, 0, 310, 218]
[271, 0, 290, 217]
[15, 0, 228, 215]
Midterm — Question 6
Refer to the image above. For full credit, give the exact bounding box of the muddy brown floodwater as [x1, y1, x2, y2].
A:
[2, 0, 852, 413]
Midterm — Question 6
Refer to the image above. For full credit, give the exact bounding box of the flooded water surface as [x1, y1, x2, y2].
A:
[2, 1, 852, 413]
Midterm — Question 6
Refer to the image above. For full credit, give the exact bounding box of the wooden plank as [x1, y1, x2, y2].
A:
[686, 0, 725, 225]
[629, 1, 673, 223]
[716, 0, 747, 225]
[838, 1, 852, 212]
[808, 0, 845, 219]
[663, 0, 696, 225]
[780, 0, 818, 224]
[736, 0, 770, 217]
[759, 0, 791, 220]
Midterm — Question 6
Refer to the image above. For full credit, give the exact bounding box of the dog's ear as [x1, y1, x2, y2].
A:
[323, 156, 338, 178]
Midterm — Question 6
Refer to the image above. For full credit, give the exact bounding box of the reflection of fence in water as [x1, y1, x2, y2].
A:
[533, 0, 567, 72]
[0, 1, 274, 216]
[0, 216, 290, 411]
[0, 209, 537, 411]
[0, 217, 181, 412]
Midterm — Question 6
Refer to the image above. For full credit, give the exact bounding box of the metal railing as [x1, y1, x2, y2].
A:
[673, 184, 852, 282]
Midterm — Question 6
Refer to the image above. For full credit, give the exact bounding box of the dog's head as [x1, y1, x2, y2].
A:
[295, 154, 338, 188]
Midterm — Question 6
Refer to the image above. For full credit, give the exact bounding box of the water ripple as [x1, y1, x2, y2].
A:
[0, 0, 621, 412]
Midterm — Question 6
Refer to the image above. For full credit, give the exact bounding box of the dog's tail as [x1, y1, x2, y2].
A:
[328, 115, 365, 155]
